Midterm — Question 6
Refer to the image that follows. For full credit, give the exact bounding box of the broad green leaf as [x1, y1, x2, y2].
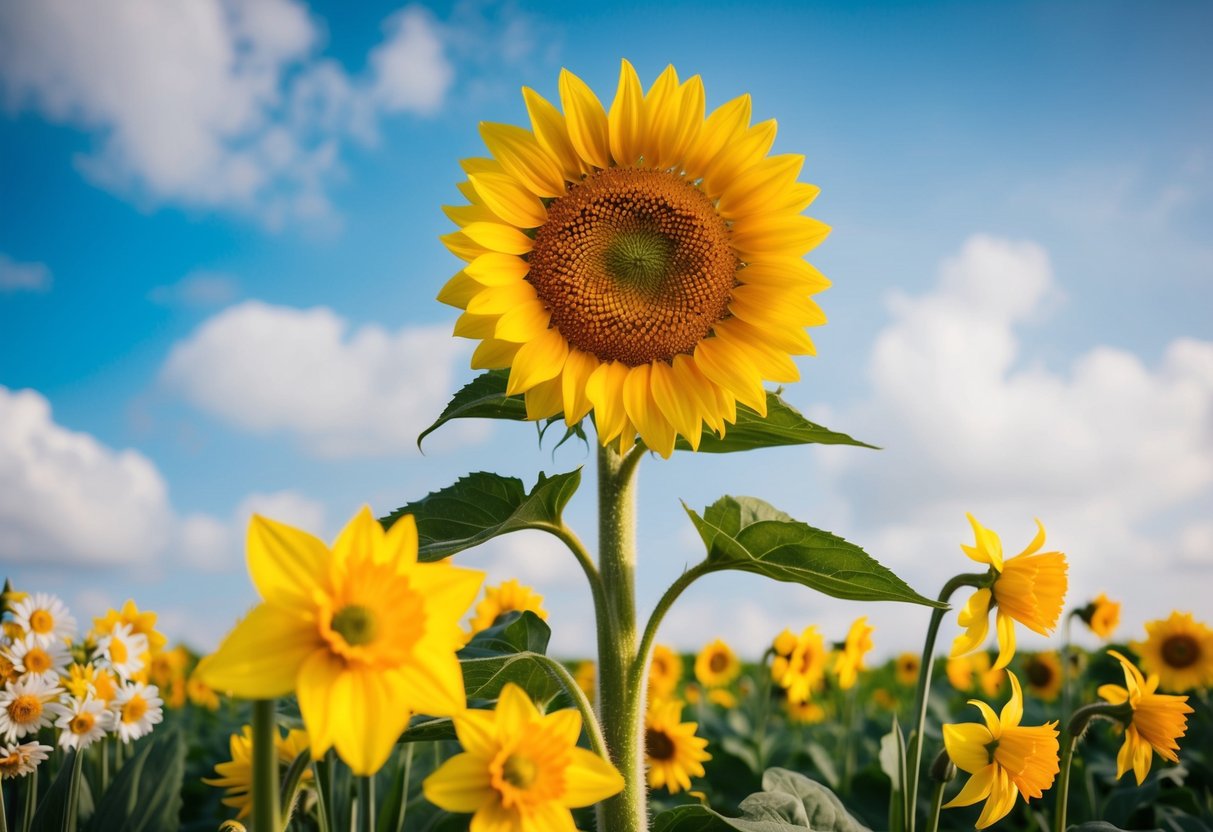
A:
[418, 369, 526, 448]
[29, 750, 91, 832]
[460, 653, 564, 704]
[459, 611, 552, 658]
[685, 496, 943, 608]
[675, 391, 877, 454]
[399, 715, 456, 744]
[879, 717, 907, 832]
[86, 728, 186, 832]
[381, 469, 581, 561]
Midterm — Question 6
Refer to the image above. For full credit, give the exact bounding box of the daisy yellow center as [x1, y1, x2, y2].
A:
[25, 648, 52, 674]
[29, 610, 54, 634]
[1161, 635, 1199, 669]
[70, 712, 96, 735]
[646, 728, 676, 761]
[1027, 658, 1055, 688]
[708, 652, 729, 673]
[121, 694, 148, 724]
[528, 167, 738, 367]
[8, 695, 41, 724]
[110, 638, 128, 665]
[0, 656, 14, 681]
[0, 753, 20, 774]
[331, 604, 378, 647]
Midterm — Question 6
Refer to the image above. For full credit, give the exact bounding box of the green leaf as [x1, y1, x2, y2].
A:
[685, 496, 944, 608]
[418, 369, 526, 449]
[381, 469, 581, 561]
[652, 768, 871, 832]
[29, 750, 91, 832]
[675, 391, 877, 454]
[459, 611, 551, 658]
[398, 715, 456, 744]
[86, 728, 186, 832]
[461, 653, 564, 705]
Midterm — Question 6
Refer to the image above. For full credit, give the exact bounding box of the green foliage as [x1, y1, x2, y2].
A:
[676, 391, 876, 453]
[87, 728, 186, 832]
[685, 496, 944, 607]
[29, 750, 91, 832]
[380, 469, 581, 561]
[417, 369, 525, 449]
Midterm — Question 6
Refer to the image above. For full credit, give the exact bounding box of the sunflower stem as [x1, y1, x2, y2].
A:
[595, 443, 646, 832]
[905, 573, 983, 832]
[537, 655, 609, 760]
[252, 699, 281, 832]
[279, 749, 311, 826]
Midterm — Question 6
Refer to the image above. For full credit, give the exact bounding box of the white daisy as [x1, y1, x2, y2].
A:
[54, 695, 111, 751]
[4, 633, 71, 682]
[10, 593, 76, 648]
[0, 740, 53, 779]
[111, 681, 163, 744]
[95, 622, 148, 681]
[0, 676, 64, 741]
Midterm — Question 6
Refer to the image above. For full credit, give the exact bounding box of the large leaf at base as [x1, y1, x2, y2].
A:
[685, 496, 943, 608]
[418, 369, 526, 449]
[86, 728, 185, 832]
[653, 768, 871, 832]
[675, 391, 876, 454]
[459, 610, 551, 658]
[380, 469, 581, 561]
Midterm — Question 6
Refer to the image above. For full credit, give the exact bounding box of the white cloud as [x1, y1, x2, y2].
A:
[0, 253, 51, 292]
[160, 300, 475, 458]
[816, 234, 1213, 652]
[0, 0, 457, 224]
[0, 386, 173, 565]
[148, 270, 240, 307]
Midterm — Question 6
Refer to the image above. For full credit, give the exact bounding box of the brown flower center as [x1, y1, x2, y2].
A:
[1026, 658, 1054, 688]
[528, 168, 738, 366]
[1161, 634, 1200, 669]
[646, 728, 676, 761]
[708, 651, 729, 674]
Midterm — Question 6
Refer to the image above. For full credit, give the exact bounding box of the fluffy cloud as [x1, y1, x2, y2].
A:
[160, 300, 474, 457]
[0, 0, 455, 223]
[815, 234, 1213, 652]
[0, 386, 173, 565]
[0, 253, 51, 292]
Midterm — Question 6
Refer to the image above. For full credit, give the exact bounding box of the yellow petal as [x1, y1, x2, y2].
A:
[730, 213, 832, 258]
[714, 323, 800, 383]
[465, 252, 531, 286]
[728, 284, 826, 332]
[452, 709, 498, 758]
[460, 157, 504, 177]
[969, 699, 1001, 737]
[496, 682, 541, 726]
[1001, 671, 1024, 727]
[672, 353, 726, 434]
[199, 605, 319, 699]
[739, 256, 831, 292]
[453, 312, 497, 340]
[560, 68, 611, 169]
[943, 723, 995, 774]
[494, 301, 551, 343]
[561, 746, 626, 807]
[560, 348, 598, 424]
[608, 59, 646, 167]
[994, 611, 1017, 670]
[423, 752, 495, 813]
[694, 336, 767, 414]
[442, 202, 498, 226]
[471, 338, 520, 370]
[396, 651, 467, 719]
[331, 666, 412, 775]
[296, 648, 344, 759]
[684, 94, 751, 177]
[479, 121, 566, 198]
[1018, 518, 1048, 557]
[466, 280, 539, 316]
[943, 763, 996, 808]
[641, 65, 679, 168]
[650, 359, 702, 450]
[585, 361, 630, 442]
[331, 506, 382, 570]
[964, 513, 1004, 570]
[439, 231, 488, 262]
[469, 172, 547, 229]
[622, 363, 676, 458]
[700, 119, 777, 199]
[505, 327, 569, 395]
[437, 271, 479, 309]
[974, 767, 1018, 829]
[525, 376, 564, 420]
[1098, 683, 1130, 705]
[246, 514, 332, 611]
[460, 222, 533, 256]
[523, 86, 584, 181]
[717, 154, 805, 218]
[381, 513, 418, 567]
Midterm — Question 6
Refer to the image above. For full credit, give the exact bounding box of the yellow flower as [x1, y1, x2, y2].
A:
[186, 673, 221, 711]
[423, 683, 624, 832]
[148, 645, 189, 689]
[895, 652, 920, 687]
[1098, 650, 1193, 784]
[1022, 652, 1063, 702]
[707, 688, 737, 708]
[785, 698, 826, 724]
[440, 61, 830, 458]
[773, 625, 826, 704]
[467, 578, 549, 636]
[198, 508, 484, 775]
[648, 644, 682, 698]
[951, 515, 1068, 670]
[872, 688, 898, 710]
[943, 673, 1059, 829]
[572, 660, 595, 701]
[694, 639, 740, 688]
[1129, 611, 1213, 692]
[93, 599, 167, 654]
[204, 724, 313, 820]
[772, 628, 797, 658]
[644, 699, 711, 794]
[833, 617, 874, 690]
[1080, 593, 1120, 640]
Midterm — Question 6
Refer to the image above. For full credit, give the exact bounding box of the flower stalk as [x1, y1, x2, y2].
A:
[252, 699, 281, 832]
[63, 748, 86, 832]
[1053, 700, 1133, 832]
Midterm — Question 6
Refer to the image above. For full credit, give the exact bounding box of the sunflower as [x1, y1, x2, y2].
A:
[466, 578, 549, 637]
[1079, 593, 1120, 640]
[950, 515, 1068, 670]
[1098, 650, 1193, 784]
[1129, 611, 1213, 692]
[204, 724, 313, 820]
[773, 625, 826, 704]
[785, 698, 826, 725]
[833, 617, 874, 690]
[943, 673, 1059, 829]
[895, 652, 920, 687]
[439, 61, 830, 457]
[1022, 652, 1062, 702]
[694, 639, 740, 688]
[644, 699, 711, 794]
[648, 644, 682, 699]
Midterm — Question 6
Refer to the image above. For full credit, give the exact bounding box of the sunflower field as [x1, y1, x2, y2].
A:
[3, 61, 1212, 832]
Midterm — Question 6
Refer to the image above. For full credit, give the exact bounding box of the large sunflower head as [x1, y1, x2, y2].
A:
[1129, 611, 1213, 693]
[440, 61, 830, 457]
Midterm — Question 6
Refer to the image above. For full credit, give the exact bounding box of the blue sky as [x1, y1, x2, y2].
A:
[2, 0, 1211, 660]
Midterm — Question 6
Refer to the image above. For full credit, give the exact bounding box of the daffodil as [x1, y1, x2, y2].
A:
[833, 617, 874, 690]
[1079, 593, 1120, 640]
[644, 699, 711, 794]
[1129, 611, 1213, 692]
[198, 507, 483, 775]
[423, 683, 624, 832]
[1098, 650, 1193, 784]
[951, 515, 1068, 670]
[943, 672, 1059, 829]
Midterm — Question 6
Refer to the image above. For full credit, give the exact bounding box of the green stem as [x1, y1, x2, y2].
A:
[358, 775, 375, 832]
[279, 749, 312, 826]
[62, 749, 86, 832]
[1, 771, 8, 832]
[312, 755, 333, 832]
[252, 700, 282, 832]
[1053, 701, 1132, 832]
[754, 648, 776, 774]
[594, 443, 646, 832]
[905, 573, 984, 832]
[926, 779, 946, 832]
[20, 767, 35, 832]
[537, 655, 609, 760]
[99, 737, 108, 796]
[631, 562, 714, 689]
[841, 686, 858, 795]
[1054, 732, 1079, 832]
[394, 744, 414, 832]
[1060, 611, 1077, 730]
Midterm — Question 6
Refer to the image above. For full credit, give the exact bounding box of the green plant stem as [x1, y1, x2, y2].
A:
[394, 744, 414, 832]
[905, 572, 984, 832]
[1054, 731, 1079, 832]
[925, 779, 946, 832]
[62, 749, 85, 832]
[20, 767, 35, 832]
[754, 648, 776, 774]
[1, 773, 8, 832]
[631, 562, 713, 689]
[840, 686, 858, 795]
[537, 655, 609, 759]
[1060, 610, 1077, 730]
[594, 442, 646, 832]
[312, 756, 333, 832]
[548, 524, 604, 606]
[358, 775, 375, 832]
[252, 699, 282, 832]
[99, 737, 108, 795]
[280, 749, 312, 826]
[1053, 701, 1131, 832]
